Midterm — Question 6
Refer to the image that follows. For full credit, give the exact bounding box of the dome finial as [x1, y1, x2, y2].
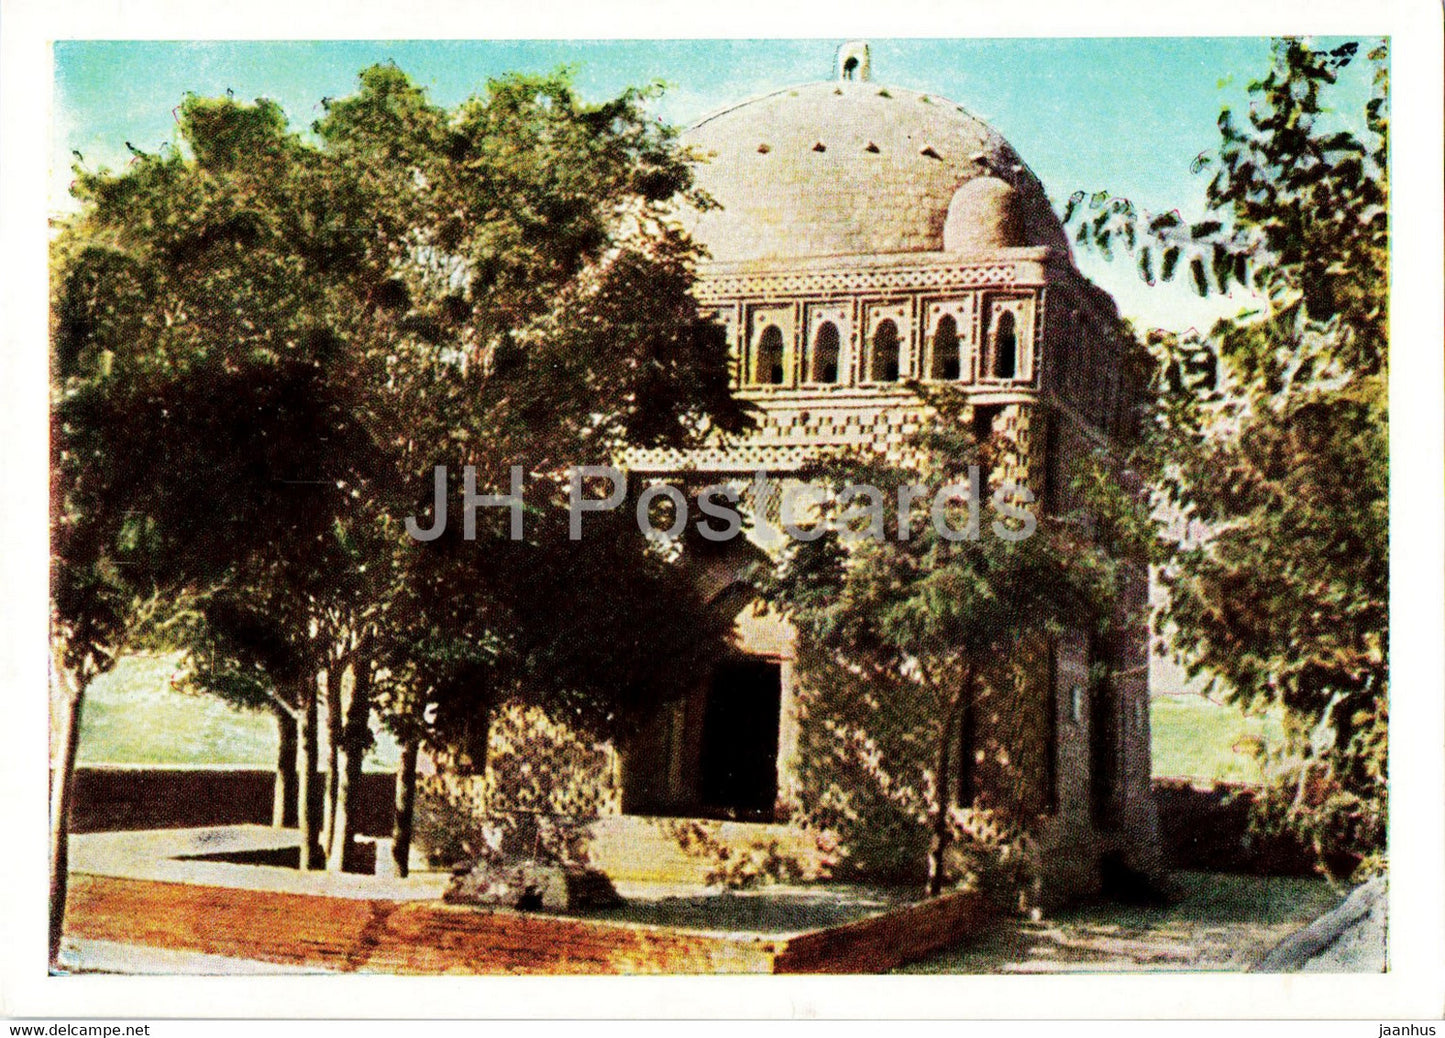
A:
[837, 41, 871, 82]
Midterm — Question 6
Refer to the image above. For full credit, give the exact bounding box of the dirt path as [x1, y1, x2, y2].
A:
[898, 871, 1347, 973]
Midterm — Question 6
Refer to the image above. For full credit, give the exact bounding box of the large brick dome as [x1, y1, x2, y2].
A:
[681, 77, 1070, 263]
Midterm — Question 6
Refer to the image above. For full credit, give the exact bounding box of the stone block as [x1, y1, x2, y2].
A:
[443, 858, 624, 912]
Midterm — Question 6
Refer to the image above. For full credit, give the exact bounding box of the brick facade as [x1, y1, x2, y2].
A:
[419, 43, 1161, 902]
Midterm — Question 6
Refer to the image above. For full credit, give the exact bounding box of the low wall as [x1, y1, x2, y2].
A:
[63, 871, 985, 974]
[1151, 778, 1317, 875]
[772, 887, 988, 973]
[67, 767, 395, 837]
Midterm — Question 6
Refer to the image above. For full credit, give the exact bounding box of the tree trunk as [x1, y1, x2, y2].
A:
[321, 664, 341, 859]
[465, 702, 492, 775]
[49, 667, 86, 969]
[958, 674, 977, 808]
[927, 669, 972, 898]
[391, 737, 420, 878]
[297, 679, 323, 869]
[271, 702, 298, 828]
[927, 705, 956, 897]
[327, 663, 373, 873]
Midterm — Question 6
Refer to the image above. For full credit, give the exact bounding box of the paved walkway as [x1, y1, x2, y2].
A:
[58, 937, 332, 975]
[70, 825, 451, 900]
[898, 871, 1349, 973]
[70, 825, 921, 939]
[1252, 876, 1386, 973]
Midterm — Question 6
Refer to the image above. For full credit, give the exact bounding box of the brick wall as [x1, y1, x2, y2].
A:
[66, 767, 395, 837]
[1152, 779, 1318, 875]
[64, 872, 984, 974]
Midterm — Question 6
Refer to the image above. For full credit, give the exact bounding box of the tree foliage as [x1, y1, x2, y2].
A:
[767, 395, 1119, 896]
[51, 64, 744, 882]
[1064, 38, 1389, 871]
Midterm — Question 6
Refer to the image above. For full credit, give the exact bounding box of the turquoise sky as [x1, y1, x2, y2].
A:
[53, 37, 1379, 331]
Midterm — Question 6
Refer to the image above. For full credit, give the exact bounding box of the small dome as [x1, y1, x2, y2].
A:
[943, 177, 1024, 251]
[837, 41, 871, 82]
[681, 78, 1068, 262]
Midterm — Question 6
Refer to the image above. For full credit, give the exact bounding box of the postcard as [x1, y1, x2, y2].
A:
[6, 0, 1442, 1026]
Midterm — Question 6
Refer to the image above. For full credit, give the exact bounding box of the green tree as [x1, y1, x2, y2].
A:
[1064, 38, 1388, 870]
[55, 82, 411, 866]
[306, 65, 745, 868]
[306, 65, 746, 869]
[767, 397, 1118, 896]
[47, 301, 370, 960]
[51, 64, 747, 895]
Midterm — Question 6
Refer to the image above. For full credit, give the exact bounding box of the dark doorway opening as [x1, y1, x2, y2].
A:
[1090, 655, 1119, 830]
[956, 690, 977, 808]
[699, 658, 782, 821]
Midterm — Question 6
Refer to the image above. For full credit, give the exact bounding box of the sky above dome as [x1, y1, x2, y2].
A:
[53, 37, 1379, 333]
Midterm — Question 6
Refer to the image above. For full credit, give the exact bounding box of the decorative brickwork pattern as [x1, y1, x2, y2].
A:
[695, 261, 1021, 303]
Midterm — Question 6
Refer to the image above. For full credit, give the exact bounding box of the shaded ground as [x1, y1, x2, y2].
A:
[582, 882, 916, 936]
[897, 871, 1346, 973]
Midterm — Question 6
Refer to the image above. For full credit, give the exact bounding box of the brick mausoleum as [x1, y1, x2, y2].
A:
[418, 42, 1162, 902]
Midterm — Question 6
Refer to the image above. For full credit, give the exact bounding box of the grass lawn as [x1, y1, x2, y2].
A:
[897, 871, 1344, 973]
[63, 652, 401, 770]
[1149, 694, 1283, 784]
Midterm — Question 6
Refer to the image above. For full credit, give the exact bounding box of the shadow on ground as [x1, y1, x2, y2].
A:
[574, 883, 915, 935]
[896, 871, 1346, 973]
